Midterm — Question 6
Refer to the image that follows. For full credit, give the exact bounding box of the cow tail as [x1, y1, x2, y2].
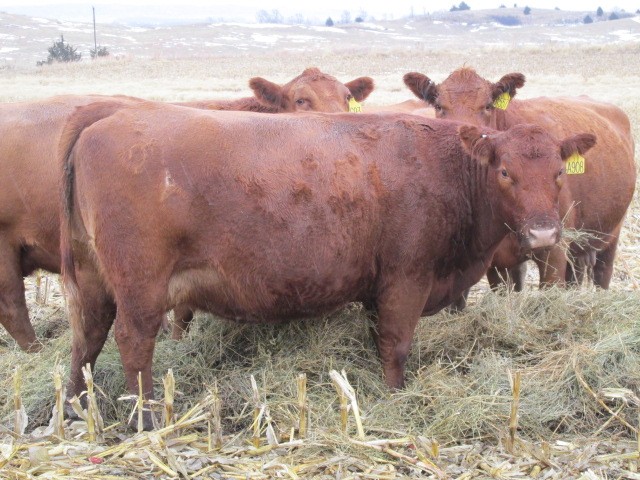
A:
[59, 100, 130, 348]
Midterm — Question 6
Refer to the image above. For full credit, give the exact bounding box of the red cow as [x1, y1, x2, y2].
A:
[404, 68, 635, 291]
[59, 100, 594, 429]
[0, 68, 374, 351]
[176, 67, 374, 113]
[0, 94, 144, 351]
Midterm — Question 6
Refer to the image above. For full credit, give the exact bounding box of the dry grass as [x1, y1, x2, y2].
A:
[2, 289, 640, 477]
[0, 16, 640, 478]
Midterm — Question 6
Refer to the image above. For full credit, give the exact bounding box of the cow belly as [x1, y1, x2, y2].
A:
[167, 265, 369, 323]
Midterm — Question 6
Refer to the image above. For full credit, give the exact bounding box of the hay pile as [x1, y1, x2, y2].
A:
[1, 283, 640, 478]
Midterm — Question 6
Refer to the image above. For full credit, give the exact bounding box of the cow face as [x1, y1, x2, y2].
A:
[404, 68, 525, 125]
[459, 124, 596, 250]
[249, 67, 375, 113]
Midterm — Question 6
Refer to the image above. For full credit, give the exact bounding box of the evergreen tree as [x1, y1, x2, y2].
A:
[37, 35, 81, 66]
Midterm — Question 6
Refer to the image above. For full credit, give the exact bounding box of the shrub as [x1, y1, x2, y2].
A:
[583, 15, 593, 23]
[37, 35, 81, 66]
[609, 11, 619, 20]
[596, 6, 603, 16]
[523, 6, 531, 14]
[90, 46, 109, 59]
[325, 17, 334, 26]
[491, 15, 521, 26]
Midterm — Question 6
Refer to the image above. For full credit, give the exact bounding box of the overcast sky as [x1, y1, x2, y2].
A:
[1, 0, 637, 9]
[0, 0, 637, 24]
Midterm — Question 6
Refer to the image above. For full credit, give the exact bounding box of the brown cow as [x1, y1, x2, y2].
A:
[0, 68, 374, 351]
[59, 101, 594, 429]
[404, 68, 635, 291]
[0, 94, 144, 352]
[176, 67, 374, 113]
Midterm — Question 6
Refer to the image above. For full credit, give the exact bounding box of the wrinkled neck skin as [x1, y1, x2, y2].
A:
[423, 155, 510, 315]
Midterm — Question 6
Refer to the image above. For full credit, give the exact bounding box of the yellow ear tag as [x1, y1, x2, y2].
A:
[566, 153, 585, 175]
[492, 92, 511, 110]
[349, 97, 362, 113]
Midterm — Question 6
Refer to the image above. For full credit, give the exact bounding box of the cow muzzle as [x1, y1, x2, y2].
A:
[520, 220, 561, 250]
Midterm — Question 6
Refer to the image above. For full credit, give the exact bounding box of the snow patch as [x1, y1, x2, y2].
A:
[358, 22, 386, 30]
[307, 26, 347, 33]
[251, 33, 280, 44]
[211, 23, 292, 29]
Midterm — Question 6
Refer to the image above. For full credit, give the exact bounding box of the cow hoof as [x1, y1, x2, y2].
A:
[21, 340, 43, 353]
[127, 410, 157, 431]
[64, 400, 81, 420]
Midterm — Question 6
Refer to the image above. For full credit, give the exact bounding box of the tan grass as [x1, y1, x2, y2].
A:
[0, 21, 639, 477]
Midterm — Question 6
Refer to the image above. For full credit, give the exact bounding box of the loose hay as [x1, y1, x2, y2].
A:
[1, 287, 640, 477]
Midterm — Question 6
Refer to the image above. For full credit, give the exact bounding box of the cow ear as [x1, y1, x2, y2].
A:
[249, 77, 283, 108]
[491, 72, 526, 101]
[560, 133, 597, 160]
[403, 72, 438, 106]
[458, 125, 495, 166]
[345, 77, 375, 102]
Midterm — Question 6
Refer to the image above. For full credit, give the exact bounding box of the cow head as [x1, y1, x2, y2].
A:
[404, 68, 525, 125]
[459, 124, 596, 251]
[249, 67, 375, 113]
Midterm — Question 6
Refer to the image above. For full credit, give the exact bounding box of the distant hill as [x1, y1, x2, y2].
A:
[1, 8, 638, 71]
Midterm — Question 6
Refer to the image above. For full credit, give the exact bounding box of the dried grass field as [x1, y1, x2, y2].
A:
[1, 10, 640, 478]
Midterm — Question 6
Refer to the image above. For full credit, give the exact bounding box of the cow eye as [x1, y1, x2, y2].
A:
[296, 98, 305, 105]
[485, 103, 494, 111]
[434, 104, 442, 112]
[346, 94, 352, 101]
[558, 168, 564, 176]
[500, 169, 509, 178]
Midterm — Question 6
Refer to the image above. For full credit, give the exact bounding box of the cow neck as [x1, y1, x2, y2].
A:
[463, 155, 511, 261]
[491, 101, 519, 131]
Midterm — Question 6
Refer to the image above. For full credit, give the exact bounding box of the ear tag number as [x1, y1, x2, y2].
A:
[349, 97, 362, 113]
[493, 92, 511, 110]
[566, 153, 585, 175]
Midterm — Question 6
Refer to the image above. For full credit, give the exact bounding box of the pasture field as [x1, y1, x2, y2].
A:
[0, 10, 640, 478]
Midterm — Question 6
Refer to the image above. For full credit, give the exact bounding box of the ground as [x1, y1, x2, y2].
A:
[0, 9, 639, 479]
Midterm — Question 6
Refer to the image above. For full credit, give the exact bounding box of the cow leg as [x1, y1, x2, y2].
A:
[510, 263, 527, 292]
[564, 253, 581, 286]
[592, 223, 622, 289]
[446, 289, 468, 313]
[114, 290, 166, 431]
[487, 263, 527, 292]
[0, 241, 39, 352]
[593, 240, 619, 289]
[373, 279, 429, 389]
[565, 250, 591, 287]
[532, 246, 567, 287]
[171, 304, 194, 340]
[65, 268, 116, 417]
[486, 266, 509, 291]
